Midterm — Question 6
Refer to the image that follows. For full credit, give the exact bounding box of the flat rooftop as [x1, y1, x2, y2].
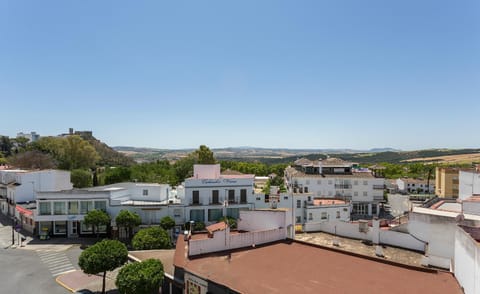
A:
[174, 236, 461, 294]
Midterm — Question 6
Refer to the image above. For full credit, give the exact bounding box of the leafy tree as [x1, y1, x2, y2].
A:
[132, 227, 171, 250]
[115, 210, 141, 240]
[71, 169, 93, 188]
[218, 216, 237, 229]
[78, 239, 128, 294]
[104, 167, 132, 185]
[7, 150, 57, 169]
[184, 221, 206, 232]
[0, 136, 13, 156]
[195, 145, 216, 164]
[173, 154, 196, 183]
[32, 136, 99, 170]
[116, 259, 164, 294]
[159, 216, 175, 231]
[84, 209, 110, 238]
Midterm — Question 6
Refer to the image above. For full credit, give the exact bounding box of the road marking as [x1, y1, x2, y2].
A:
[36, 250, 77, 277]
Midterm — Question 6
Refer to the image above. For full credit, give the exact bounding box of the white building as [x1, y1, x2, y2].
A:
[454, 225, 480, 294]
[16, 131, 40, 142]
[183, 164, 254, 224]
[0, 169, 72, 216]
[459, 169, 480, 201]
[396, 178, 435, 194]
[35, 182, 179, 238]
[285, 158, 385, 218]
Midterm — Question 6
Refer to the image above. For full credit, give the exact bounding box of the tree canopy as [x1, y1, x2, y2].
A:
[115, 259, 164, 294]
[159, 216, 175, 231]
[132, 227, 171, 250]
[115, 209, 141, 240]
[78, 239, 128, 294]
[84, 209, 110, 238]
[70, 169, 93, 188]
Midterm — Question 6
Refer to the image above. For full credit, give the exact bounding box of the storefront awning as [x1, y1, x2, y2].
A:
[16, 206, 33, 216]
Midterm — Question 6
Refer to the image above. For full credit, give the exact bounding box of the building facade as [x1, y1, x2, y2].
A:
[183, 164, 254, 224]
[396, 178, 435, 194]
[285, 158, 385, 218]
[435, 167, 461, 198]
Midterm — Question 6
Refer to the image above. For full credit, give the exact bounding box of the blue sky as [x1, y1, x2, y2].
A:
[1, 1, 479, 150]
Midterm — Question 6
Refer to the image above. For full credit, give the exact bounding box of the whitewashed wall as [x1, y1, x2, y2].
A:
[454, 226, 480, 294]
[238, 210, 286, 232]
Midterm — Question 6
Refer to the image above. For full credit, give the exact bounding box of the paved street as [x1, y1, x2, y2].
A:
[0, 248, 70, 294]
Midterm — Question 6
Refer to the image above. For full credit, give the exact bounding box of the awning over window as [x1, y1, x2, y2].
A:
[16, 206, 33, 216]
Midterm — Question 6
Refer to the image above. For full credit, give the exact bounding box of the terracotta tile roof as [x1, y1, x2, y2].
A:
[313, 199, 347, 206]
[174, 237, 462, 294]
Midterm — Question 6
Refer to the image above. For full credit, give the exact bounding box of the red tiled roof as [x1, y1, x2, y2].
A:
[174, 237, 462, 294]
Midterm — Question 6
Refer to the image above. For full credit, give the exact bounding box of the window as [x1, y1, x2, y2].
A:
[354, 180, 358, 185]
[240, 189, 247, 203]
[321, 212, 327, 220]
[256, 197, 261, 201]
[39, 202, 51, 215]
[192, 191, 200, 204]
[226, 208, 240, 219]
[81, 222, 93, 233]
[54, 221, 66, 234]
[53, 202, 66, 215]
[354, 192, 358, 196]
[363, 181, 368, 185]
[296, 216, 301, 223]
[284, 196, 289, 200]
[68, 201, 78, 214]
[143, 189, 148, 196]
[80, 201, 93, 214]
[372, 204, 377, 215]
[336, 211, 340, 219]
[296, 200, 301, 208]
[212, 190, 219, 204]
[304, 187, 309, 193]
[208, 209, 223, 222]
[265, 194, 270, 203]
[228, 190, 235, 202]
[94, 201, 106, 211]
[189, 209, 205, 222]
[352, 203, 368, 215]
[174, 209, 182, 218]
[307, 196, 311, 201]
[363, 191, 368, 197]
[308, 213, 313, 220]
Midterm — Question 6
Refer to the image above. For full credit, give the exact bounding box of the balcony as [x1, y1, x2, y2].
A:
[373, 185, 385, 190]
[190, 202, 203, 206]
[334, 184, 352, 189]
[373, 195, 385, 201]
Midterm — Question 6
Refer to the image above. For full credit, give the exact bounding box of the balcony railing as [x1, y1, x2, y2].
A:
[334, 184, 352, 189]
[373, 195, 385, 201]
[373, 185, 385, 190]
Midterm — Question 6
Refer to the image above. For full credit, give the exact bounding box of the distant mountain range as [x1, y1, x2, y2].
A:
[113, 146, 480, 165]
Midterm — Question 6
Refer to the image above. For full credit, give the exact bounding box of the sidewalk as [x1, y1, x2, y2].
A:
[57, 268, 120, 293]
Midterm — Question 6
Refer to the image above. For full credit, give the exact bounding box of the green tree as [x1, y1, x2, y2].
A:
[116, 259, 164, 294]
[104, 167, 132, 185]
[132, 227, 171, 250]
[159, 216, 175, 231]
[0, 136, 13, 156]
[78, 239, 128, 294]
[115, 210, 141, 240]
[70, 169, 93, 188]
[218, 216, 237, 229]
[84, 209, 110, 238]
[195, 145, 216, 164]
[7, 150, 57, 169]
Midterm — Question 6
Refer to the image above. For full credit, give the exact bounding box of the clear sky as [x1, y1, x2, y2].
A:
[1, 1, 479, 150]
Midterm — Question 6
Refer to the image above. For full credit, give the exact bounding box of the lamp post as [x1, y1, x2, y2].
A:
[11, 216, 15, 246]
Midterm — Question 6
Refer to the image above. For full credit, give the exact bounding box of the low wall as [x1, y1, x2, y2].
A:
[304, 221, 425, 253]
[305, 221, 372, 240]
[189, 228, 285, 256]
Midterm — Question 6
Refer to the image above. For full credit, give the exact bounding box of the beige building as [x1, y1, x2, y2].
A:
[435, 167, 460, 198]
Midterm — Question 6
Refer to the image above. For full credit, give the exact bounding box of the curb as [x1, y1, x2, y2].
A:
[55, 272, 77, 293]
